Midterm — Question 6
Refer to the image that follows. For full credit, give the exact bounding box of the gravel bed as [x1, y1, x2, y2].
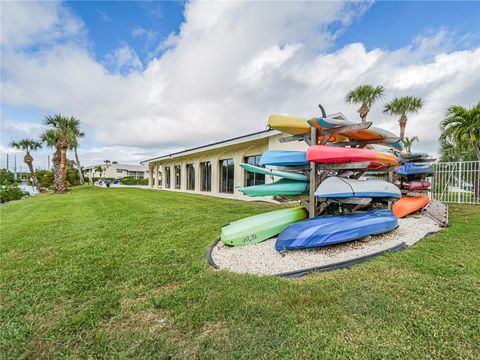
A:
[211, 215, 441, 276]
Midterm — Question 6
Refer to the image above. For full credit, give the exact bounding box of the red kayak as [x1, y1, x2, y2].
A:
[402, 180, 431, 191]
[392, 196, 430, 218]
[306, 145, 398, 169]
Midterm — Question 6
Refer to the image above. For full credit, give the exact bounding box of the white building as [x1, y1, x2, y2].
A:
[84, 163, 148, 179]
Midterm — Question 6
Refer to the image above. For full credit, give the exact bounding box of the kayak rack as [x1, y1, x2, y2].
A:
[298, 104, 402, 218]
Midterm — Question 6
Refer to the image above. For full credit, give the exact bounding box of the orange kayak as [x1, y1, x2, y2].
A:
[392, 196, 430, 218]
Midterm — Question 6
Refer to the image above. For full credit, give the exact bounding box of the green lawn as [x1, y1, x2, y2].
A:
[1, 186, 479, 359]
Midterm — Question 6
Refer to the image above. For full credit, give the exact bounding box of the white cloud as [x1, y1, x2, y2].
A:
[105, 45, 143, 73]
[1, 0, 479, 166]
[96, 9, 112, 23]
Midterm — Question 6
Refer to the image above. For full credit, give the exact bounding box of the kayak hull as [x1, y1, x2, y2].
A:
[240, 163, 308, 181]
[259, 150, 308, 167]
[309, 118, 403, 150]
[397, 163, 434, 175]
[306, 145, 398, 169]
[392, 196, 430, 218]
[315, 176, 401, 199]
[238, 178, 309, 197]
[275, 209, 398, 250]
[221, 207, 309, 246]
[402, 180, 431, 191]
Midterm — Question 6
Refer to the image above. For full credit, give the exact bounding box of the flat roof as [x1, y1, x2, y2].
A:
[140, 129, 279, 164]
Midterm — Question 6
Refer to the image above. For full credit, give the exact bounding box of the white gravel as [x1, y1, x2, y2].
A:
[211, 215, 441, 276]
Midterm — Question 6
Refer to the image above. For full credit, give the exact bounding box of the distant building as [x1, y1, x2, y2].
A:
[84, 163, 147, 179]
[140, 129, 308, 198]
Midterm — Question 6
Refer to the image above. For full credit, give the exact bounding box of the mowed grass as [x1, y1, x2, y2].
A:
[1, 186, 479, 359]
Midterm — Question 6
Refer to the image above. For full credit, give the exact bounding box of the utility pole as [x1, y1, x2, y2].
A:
[6, 153, 9, 172]
[14, 154, 17, 180]
[47, 155, 50, 170]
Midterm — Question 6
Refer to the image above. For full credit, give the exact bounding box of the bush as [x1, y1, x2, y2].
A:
[0, 181, 27, 203]
[36, 170, 54, 189]
[120, 177, 148, 185]
[0, 169, 14, 184]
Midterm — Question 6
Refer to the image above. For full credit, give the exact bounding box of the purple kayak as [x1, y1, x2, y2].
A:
[275, 209, 398, 251]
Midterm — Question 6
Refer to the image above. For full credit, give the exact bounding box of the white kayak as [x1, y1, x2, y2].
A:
[315, 176, 401, 200]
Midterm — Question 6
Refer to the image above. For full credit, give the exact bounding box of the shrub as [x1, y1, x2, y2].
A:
[0, 169, 14, 184]
[0, 181, 27, 203]
[120, 177, 148, 185]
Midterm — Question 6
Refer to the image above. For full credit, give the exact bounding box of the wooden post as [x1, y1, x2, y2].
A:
[309, 126, 318, 218]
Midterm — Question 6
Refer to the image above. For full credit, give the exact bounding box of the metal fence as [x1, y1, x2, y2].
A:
[432, 161, 480, 204]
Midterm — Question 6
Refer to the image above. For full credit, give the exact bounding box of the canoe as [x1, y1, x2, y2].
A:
[221, 207, 309, 246]
[240, 163, 308, 181]
[315, 176, 401, 200]
[308, 118, 403, 150]
[259, 150, 309, 167]
[402, 180, 431, 191]
[275, 209, 398, 251]
[397, 163, 434, 176]
[306, 145, 398, 169]
[392, 196, 430, 218]
[238, 178, 309, 197]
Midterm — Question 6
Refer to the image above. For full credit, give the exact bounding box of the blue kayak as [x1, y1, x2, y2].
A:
[259, 150, 308, 167]
[397, 163, 434, 175]
[275, 209, 398, 251]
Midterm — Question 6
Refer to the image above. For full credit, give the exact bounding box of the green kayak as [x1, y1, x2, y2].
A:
[221, 207, 309, 246]
[238, 178, 309, 197]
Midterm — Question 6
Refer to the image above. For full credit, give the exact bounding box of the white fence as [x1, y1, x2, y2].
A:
[431, 161, 480, 204]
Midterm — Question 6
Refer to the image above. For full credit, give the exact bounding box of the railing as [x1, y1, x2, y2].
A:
[431, 161, 480, 204]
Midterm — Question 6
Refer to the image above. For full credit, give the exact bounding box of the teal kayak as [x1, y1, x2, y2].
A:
[240, 163, 308, 181]
[238, 178, 309, 197]
[221, 207, 309, 246]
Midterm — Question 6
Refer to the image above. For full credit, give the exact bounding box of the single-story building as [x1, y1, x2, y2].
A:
[84, 163, 148, 179]
[140, 129, 308, 198]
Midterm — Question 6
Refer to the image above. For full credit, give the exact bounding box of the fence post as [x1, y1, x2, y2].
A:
[458, 161, 462, 203]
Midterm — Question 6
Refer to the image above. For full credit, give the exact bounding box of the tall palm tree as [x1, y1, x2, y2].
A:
[440, 103, 480, 161]
[383, 96, 424, 140]
[94, 165, 103, 178]
[67, 118, 85, 185]
[403, 136, 419, 153]
[40, 129, 61, 191]
[345, 85, 385, 123]
[9, 139, 42, 191]
[44, 115, 77, 193]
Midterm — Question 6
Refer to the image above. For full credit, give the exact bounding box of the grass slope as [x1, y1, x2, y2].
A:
[1, 186, 479, 359]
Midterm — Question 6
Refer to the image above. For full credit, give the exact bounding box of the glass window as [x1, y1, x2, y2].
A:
[220, 158, 234, 193]
[186, 163, 195, 190]
[164, 167, 171, 188]
[244, 155, 265, 187]
[175, 165, 181, 189]
[200, 161, 212, 192]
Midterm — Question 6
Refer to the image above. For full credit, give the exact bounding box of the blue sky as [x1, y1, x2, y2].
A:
[1, 1, 479, 168]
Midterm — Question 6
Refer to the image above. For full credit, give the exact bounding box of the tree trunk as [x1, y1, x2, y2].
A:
[358, 104, 369, 123]
[57, 138, 69, 193]
[399, 115, 408, 140]
[74, 146, 85, 185]
[52, 149, 61, 192]
[24, 153, 40, 191]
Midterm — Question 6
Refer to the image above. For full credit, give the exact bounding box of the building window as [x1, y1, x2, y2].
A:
[165, 167, 171, 188]
[175, 165, 181, 189]
[186, 163, 195, 190]
[117, 169, 123, 174]
[244, 155, 265, 187]
[200, 161, 212, 192]
[220, 158, 234, 193]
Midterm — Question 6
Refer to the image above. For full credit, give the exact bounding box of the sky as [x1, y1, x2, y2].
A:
[1, 0, 479, 169]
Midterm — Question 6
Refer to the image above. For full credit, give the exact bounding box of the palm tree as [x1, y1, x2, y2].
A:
[9, 139, 42, 191]
[68, 118, 85, 185]
[44, 115, 77, 193]
[383, 96, 424, 140]
[40, 129, 61, 191]
[440, 103, 480, 161]
[94, 165, 103, 178]
[345, 85, 385, 123]
[403, 136, 419, 153]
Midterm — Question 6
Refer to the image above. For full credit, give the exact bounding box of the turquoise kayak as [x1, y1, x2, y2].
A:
[240, 163, 308, 181]
[238, 178, 309, 197]
[221, 207, 308, 246]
